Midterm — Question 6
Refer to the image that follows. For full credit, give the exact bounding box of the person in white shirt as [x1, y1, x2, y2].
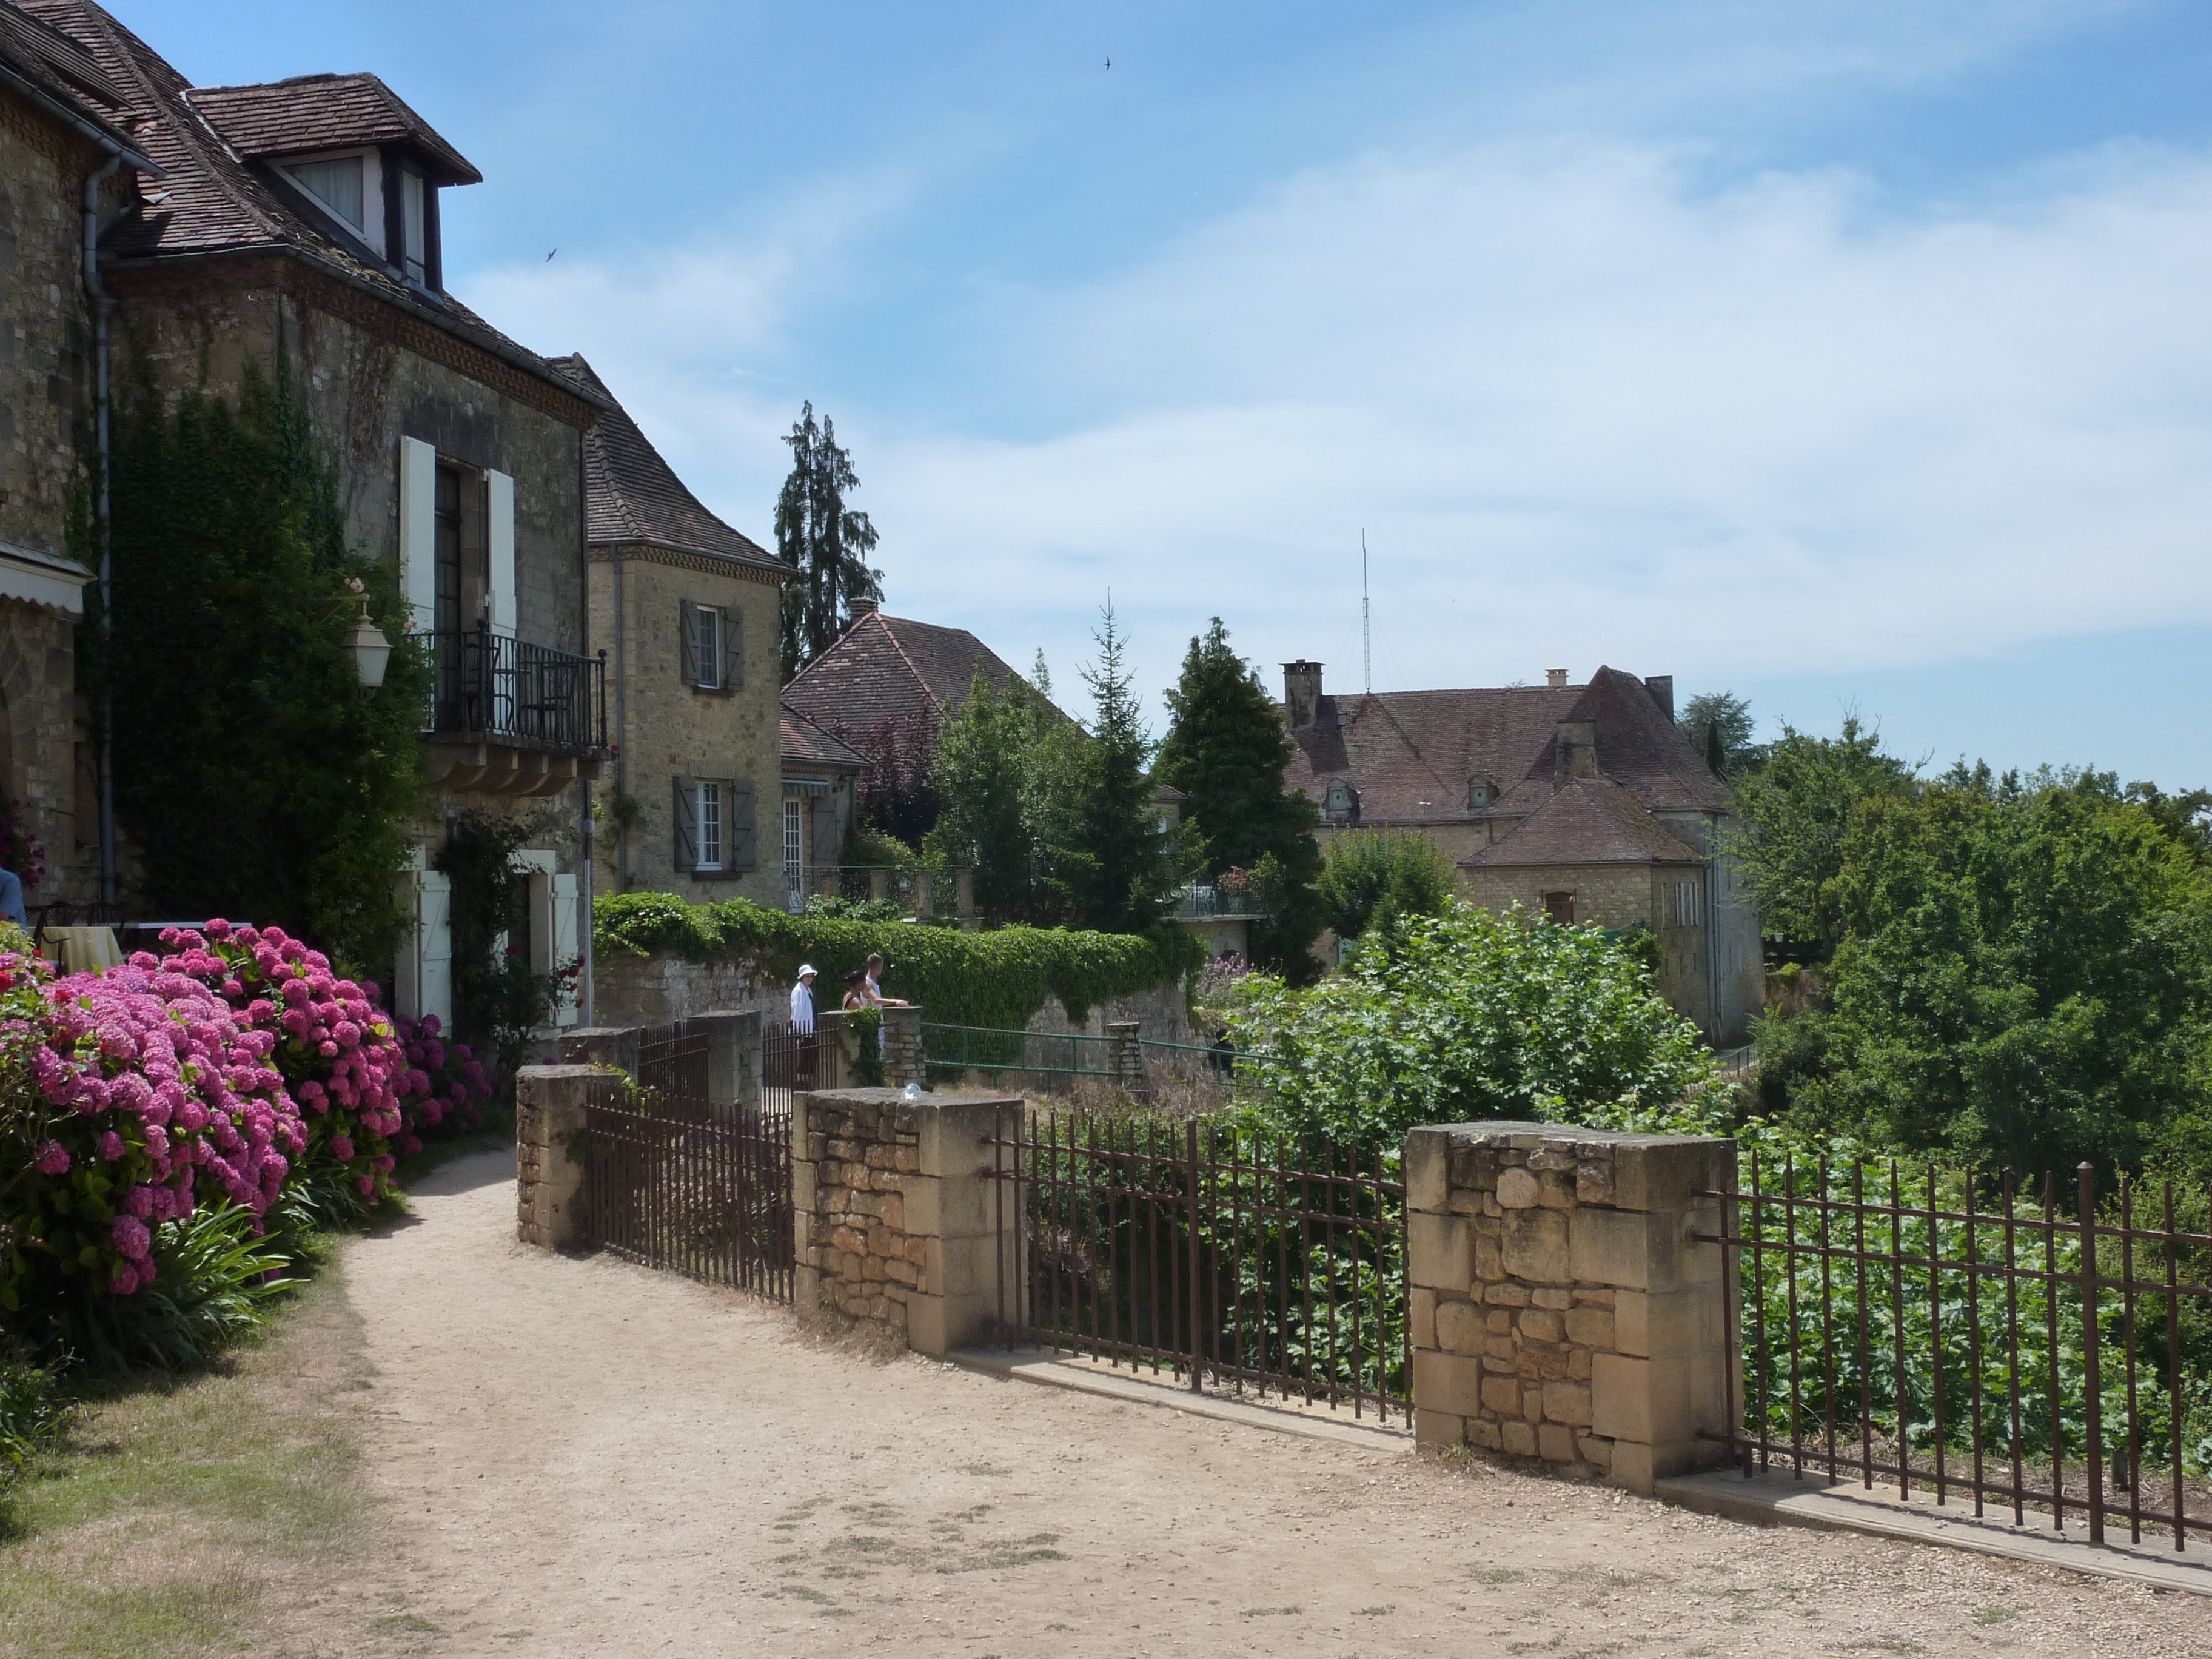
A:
[789, 965, 818, 1033]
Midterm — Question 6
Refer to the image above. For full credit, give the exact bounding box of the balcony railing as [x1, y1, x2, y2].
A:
[1175, 883, 1265, 920]
[429, 625, 606, 752]
[794, 865, 971, 920]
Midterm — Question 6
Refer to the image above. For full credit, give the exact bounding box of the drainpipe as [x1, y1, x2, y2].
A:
[83, 154, 122, 910]
[612, 544, 628, 886]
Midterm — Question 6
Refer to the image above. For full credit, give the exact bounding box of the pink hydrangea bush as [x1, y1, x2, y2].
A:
[147, 920, 412, 1211]
[389, 1013, 492, 1154]
[0, 947, 306, 1307]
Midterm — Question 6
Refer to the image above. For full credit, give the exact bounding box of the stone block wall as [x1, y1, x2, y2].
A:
[792, 1087, 1021, 1355]
[1406, 1120, 1734, 1493]
[516, 1064, 612, 1248]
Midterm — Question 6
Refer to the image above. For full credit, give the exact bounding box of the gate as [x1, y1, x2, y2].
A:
[987, 1110, 1409, 1424]
[1709, 1155, 2212, 1549]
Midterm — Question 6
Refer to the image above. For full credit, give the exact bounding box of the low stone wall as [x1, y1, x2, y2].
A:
[791, 1086, 1022, 1354]
[1407, 1120, 1734, 1493]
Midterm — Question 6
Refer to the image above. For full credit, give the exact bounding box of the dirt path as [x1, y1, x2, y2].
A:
[331, 1149, 2212, 1658]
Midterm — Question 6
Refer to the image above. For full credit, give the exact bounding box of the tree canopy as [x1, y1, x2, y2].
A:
[1314, 830, 1456, 946]
[774, 403, 883, 682]
[1677, 690, 1766, 780]
[1155, 618, 1322, 973]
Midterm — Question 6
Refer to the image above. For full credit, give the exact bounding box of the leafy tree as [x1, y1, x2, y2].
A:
[1315, 830, 1456, 946]
[927, 671, 1055, 925]
[1155, 618, 1324, 975]
[1061, 605, 1188, 935]
[774, 403, 883, 682]
[100, 354, 427, 971]
[1727, 717, 1919, 961]
[1678, 690, 1765, 780]
[1227, 902, 1721, 1158]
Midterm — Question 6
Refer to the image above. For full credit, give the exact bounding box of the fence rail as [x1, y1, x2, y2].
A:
[988, 1110, 1409, 1424]
[763, 1014, 847, 1112]
[1708, 1155, 2212, 1550]
[580, 1093, 793, 1304]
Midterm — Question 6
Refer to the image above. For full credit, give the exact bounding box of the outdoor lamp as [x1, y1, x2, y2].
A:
[341, 592, 393, 688]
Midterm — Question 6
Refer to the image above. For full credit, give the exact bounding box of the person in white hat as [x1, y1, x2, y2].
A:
[789, 964, 818, 1034]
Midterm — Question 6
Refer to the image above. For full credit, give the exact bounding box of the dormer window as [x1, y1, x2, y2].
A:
[401, 166, 428, 285]
[272, 147, 441, 290]
[1468, 776, 1493, 811]
[1323, 779, 1360, 823]
[283, 150, 374, 235]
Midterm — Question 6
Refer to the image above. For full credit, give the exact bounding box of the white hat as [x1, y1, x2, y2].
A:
[797, 963, 817, 979]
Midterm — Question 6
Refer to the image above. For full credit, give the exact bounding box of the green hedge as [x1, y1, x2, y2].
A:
[594, 893, 1199, 1029]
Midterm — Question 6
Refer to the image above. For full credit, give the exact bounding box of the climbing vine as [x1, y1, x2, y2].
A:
[91, 347, 428, 972]
[595, 891, 1199, 1030]
[434, 809, 566, 1074]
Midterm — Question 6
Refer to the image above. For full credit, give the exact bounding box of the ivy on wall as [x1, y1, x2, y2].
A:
[435, 810, 566, 1073]
[595, 891, 1200, 1030]
[90, 349, 428, 973]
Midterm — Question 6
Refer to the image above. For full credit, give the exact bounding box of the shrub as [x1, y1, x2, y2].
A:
[1315, 830, 1457, 947]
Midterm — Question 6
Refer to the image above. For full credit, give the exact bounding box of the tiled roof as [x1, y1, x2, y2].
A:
[1284, 665, 1729, 823]
[14, 0, 590, 412]
[782, 611, 1064, 744]
[0, 0, 147, 155]
[780, 705, 869, 771]
[1462, 779, 1701, 868]
[188, 73, 480, 184]
[547, 355, 785, 572]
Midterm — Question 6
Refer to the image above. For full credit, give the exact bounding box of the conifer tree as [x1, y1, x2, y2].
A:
[1156, 617, 1324, 973]
[1062, 605, 1188, 936]
[774, 403, 883, 681]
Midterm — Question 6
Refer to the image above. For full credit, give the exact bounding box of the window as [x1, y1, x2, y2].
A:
[783, 799, 805, 911]
[692, 605, 722, 690]
[696, 781, 724, 872]
[1467, 776, 1492, 811]
[1674, 880, 1701, 927]
[1543, 891, 1574, 925]
[401, 167, 427, 285]
[1324, 779, 1359, 823]
[286, 155, 366, 230]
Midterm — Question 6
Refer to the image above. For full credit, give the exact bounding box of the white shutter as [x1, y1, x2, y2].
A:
[487, 468, 517, 638]
[552, 873, 580, 1026]
[398, 437, 437, 634]
[420, 868, 453, 1033]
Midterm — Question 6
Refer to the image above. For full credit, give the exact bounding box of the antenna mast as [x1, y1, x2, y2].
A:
[1361, 530, 1372, 695]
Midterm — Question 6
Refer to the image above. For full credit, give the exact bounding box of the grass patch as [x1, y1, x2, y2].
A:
[0, 1258, 369, 1658]
[1974, 1607, 2016, 1627]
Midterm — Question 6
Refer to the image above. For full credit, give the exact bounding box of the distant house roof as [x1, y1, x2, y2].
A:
[1461, 778, 1701, 868]
[549, 354, 786, 574]
[18, 0, 593, 412]
[1284, 664, 1728, 825]
[780, 705, 868, 771]
[188, 73, 480, 184]
[782, 608, 1062, 745]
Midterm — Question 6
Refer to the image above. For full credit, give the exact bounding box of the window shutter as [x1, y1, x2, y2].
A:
[551, 873, 580, 1025]
[487, 469, 516, 637]
[722, 607, 743, 690]
[672, 775, 699, 873]
[398, 437, 438, 633]
[811, 793, 842, 868]
[678, 601, 699, 686]
[728, 778, 757, 870]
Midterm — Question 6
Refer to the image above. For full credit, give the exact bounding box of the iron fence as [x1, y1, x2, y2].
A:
[924, 1023, 1115, 1085]
[1707, 1154, 2212, 1549]
[763, 1014, 846, 1112]
[987, 1110, 1409, 1424]
[428, 623, 606, 751]
[799, 866, 968, 919]
[580, 1090, 793, 1303]
[636, 1017, 711, 1099]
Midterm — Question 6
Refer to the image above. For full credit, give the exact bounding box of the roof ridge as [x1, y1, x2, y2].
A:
[872, 614, 941, 709]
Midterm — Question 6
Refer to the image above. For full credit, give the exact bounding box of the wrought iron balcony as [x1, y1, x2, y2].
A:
[1175, 883, 1265, 920]
[428, 625, 606, 753]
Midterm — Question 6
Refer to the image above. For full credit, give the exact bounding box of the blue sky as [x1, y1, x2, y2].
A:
[130, 0, 2212, 783]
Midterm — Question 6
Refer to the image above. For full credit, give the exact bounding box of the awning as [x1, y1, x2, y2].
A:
[781, 778, 831, 797]
[0, 541, 92, 617]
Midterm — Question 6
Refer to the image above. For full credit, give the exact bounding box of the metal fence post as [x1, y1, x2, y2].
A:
[2077, 1162, 2105, 1545]
[1187, 1117, 1204, 1393]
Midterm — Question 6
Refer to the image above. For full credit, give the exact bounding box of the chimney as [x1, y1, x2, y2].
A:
[1553, 719, 1598, 788]
[1546, 667, 1569, 689]
[1644, 675, 1674, 719]
[1284, 660, 1324, 729]
[849, 598, 879, 619]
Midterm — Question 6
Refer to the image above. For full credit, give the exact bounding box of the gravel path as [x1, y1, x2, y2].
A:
[338, 1148, 2212, 1658]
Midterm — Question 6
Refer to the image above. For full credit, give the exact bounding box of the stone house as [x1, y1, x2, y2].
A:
[551, 355, 797, 911]
[781, 602, 1033, 771]
[776, 704, 867, 911]
[0, 3, 154, 904]
[25, 0, 608, 1029]
[1280, 660, 1762, 1042]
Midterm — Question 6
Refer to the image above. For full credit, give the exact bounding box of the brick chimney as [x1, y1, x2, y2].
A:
[1644, 675, 1674, 718]
[849, 598, 879, 619]
[1546, 667, 1569, 689]
[1553, 720, 1598, 788]
[1284, 660, 1324, 729]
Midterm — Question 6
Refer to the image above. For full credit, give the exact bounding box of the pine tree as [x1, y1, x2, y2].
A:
[1063, 605, 1187, 935]
[774, 402, 883, 681]
[1155, 617, 1324, 973]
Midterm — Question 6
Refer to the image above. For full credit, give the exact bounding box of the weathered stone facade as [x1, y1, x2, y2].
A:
[1407, 1120, 1734, 1493]
[791, 1087, 1022, 1354]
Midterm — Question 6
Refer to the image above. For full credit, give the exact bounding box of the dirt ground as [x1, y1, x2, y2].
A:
[295, 1148, 2212, 1658]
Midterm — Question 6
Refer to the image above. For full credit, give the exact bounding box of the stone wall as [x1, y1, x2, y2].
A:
[1406, 1119, 1734, 1493]
[515, 1064, 611, 1248]
[791, 1086, 1021, 1354]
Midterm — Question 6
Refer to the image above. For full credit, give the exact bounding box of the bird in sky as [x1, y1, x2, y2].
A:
[1105, 57, 1111, 69]
[545, 249, 558, 261]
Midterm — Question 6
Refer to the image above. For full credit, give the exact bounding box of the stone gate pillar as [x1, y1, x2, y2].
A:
[515, 1064, 614, 1250]
[1404, 1120, 1734, 1493]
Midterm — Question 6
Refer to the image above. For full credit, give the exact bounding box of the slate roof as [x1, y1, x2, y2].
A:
[782, 611, 1062, 743]
[0, 0, 147, 156]
[1284, 665, 1729, 824]
[548, 355, 785, 572]
[189, 73, 480, 184]
[1461, 779, 1701, 868]
[13, 0, 592, 411]
[780, 705, 869, 771]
